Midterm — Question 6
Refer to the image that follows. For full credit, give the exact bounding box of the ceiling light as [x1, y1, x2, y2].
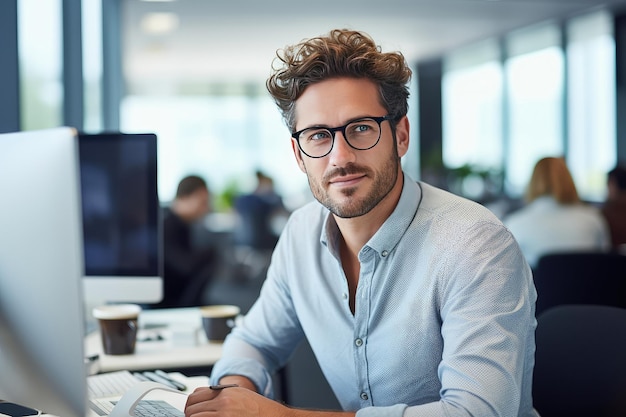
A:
[140, 12, 179, 35]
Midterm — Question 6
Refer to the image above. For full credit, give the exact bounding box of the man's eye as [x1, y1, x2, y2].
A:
[349, 122, 376, 134]
[307, 130, 331, 141]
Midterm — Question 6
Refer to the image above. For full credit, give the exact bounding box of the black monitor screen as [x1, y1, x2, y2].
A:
[78, 133, 159, 277]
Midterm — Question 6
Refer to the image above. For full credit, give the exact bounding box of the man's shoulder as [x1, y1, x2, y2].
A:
[276, 201, 328, 249]
[417, 181, 500, 224]
[162, 207, 184, 225]
[417, 181, 473, 203]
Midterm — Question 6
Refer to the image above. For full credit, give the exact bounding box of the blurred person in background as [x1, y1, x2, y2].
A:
[233, 170, 288, 252]
[601, 164, 626, 252]
[151, 175, 218, 308]
[504, 156, 610, 268]
[232, 170, 289, 280]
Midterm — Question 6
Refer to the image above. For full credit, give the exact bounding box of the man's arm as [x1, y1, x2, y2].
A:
[185, 378, 356, 417]
[401, 221, 537, 417]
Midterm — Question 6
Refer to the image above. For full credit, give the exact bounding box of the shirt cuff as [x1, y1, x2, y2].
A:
[209, 357, 275, 398]
[356, 404, 408, 417]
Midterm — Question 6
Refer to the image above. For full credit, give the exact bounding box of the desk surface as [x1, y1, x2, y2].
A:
[39, 373, 209, 416]
[85, 307, 223, 373]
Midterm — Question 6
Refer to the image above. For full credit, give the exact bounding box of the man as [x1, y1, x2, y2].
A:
[185, 29, 538, 417]
[153, 175, 217, 308]
[601, 165, 626, 251]
[233, 170, 287, 251]
[233, 170, 289, 280]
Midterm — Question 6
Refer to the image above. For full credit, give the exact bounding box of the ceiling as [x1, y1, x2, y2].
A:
[122, 0, 626, 85]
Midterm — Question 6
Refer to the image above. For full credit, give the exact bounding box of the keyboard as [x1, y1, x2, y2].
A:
[89, 398, 184, 417]
[88, 370, 142, 399]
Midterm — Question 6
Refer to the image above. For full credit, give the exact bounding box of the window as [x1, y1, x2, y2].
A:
[18, 0, 63, 130]
[567, 10, 616, 202]
[120, 91, 310, 209]
[505, 23, 564, 196]
[82, 0, 104, 133]
[443, 40, 503, 170]
[442, 40, 503, 200]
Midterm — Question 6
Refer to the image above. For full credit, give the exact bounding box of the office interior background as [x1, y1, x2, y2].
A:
[2, 0, 626, 214]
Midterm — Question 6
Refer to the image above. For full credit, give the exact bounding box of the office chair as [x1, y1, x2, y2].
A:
[532, 304, 626, 417]
[532, 251, 626, 316]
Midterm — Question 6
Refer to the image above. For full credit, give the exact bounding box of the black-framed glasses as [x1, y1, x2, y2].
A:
[291, 115, 393, 158]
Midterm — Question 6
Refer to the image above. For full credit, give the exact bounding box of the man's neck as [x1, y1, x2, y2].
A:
[334, 171, 404, 258]
[170, 201, 194, 223]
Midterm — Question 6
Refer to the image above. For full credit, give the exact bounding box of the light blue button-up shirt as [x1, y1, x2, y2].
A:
[211, 174, 539, 417]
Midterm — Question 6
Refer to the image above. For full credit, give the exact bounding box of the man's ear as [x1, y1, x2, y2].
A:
[291, 138, 307, 173]
[395, 116, 410, 158]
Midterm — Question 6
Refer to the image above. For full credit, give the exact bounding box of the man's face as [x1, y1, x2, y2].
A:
[188, 188, 210, 221]
[291, 77, 409, 218]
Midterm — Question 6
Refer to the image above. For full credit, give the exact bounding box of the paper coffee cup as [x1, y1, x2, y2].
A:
[92, 304, 141, 355]
[200, 305, 240, 342]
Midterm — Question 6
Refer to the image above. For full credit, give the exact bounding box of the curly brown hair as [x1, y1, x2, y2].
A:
[266, 29, 412, 132]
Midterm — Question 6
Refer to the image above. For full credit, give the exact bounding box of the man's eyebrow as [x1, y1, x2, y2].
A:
[299, 115, 378, 129]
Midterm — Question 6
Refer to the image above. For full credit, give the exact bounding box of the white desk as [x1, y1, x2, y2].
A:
[85, 307, 223, 373]
[39, 373, 209, 416]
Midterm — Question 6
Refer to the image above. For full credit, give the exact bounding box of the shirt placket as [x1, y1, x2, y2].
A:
[353, 246, 375, 407]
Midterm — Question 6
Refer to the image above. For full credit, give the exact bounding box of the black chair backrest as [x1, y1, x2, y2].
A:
[533, 304, 626, 416]
[532, 251, 626, 316]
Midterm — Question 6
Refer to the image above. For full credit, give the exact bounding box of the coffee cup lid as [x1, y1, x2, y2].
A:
[92, 304, 142, 320]
[199, 305, 240, 318]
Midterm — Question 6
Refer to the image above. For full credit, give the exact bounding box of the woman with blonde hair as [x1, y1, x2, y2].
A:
[504, 157, 610, 268]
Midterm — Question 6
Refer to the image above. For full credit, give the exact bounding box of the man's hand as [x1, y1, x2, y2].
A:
[184, 375, 355, 417]
[184, 385, 287, 417]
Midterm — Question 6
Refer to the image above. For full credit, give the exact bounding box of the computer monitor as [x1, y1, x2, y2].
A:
[78, 132, 163, 306]
[0, 127, 87, 417]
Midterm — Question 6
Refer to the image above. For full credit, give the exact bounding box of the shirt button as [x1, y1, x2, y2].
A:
[342, 293, 348, 300]
[360, 392, 369, 400]
[355, 338, 363, 347]
[381, 250, 389, 257]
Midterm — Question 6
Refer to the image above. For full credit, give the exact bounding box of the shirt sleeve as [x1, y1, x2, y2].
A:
[209, 227, 306, 398]
[426, 221, 536, 416]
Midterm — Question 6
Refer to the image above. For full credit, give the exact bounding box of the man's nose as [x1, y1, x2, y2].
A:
[327, 131, 357, 164]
